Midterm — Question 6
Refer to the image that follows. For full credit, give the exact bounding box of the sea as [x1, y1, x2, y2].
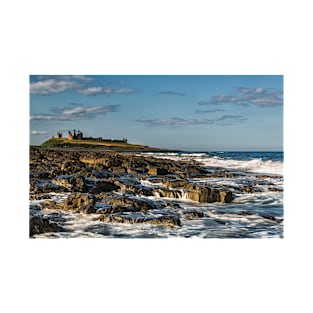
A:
[31, 151, 283, 238]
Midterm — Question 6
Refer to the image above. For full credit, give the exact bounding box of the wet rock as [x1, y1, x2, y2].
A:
[155, 188, 185, 199]
[156, 183, 233, 203]
[163, 178, 187, 189]
[30, 148, 235, 213]
[29, 193, 54, 201]
[181, 210, 205, 218]
[97, 193, 157, 211]
[219, 190, 234, 203]
[238, 211, 255, 216]
[259, 213, 277, 222]
[110, 167, 127, 174]
[148, 167, 169, 175]
[63, 193, 96, 212]
[52, 174, 87, 192]
[95, 205, 140, 215]
[115, 178, 154, 196]
[80, 155, 122, 168]
[268, 186, 283, 192]
[84, 179, 120, 194]
[160, 179, 233, 203]
[30, 171, 50, 179]
[44, 193, 96, 213]
[163, 202, 182, 209]
[30, 179, 67, 193]
[105, 213, 181, 226]
[30, 216, 63, 237]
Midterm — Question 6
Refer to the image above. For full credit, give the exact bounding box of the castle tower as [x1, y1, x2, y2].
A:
[68, 131, 73, 140]
[77, 130, 83, 140]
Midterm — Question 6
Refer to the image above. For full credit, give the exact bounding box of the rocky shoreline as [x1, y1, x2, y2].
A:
[29, 147, 282, 237]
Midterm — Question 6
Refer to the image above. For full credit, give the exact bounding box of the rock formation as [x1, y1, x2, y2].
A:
[30, 147, 282, 237]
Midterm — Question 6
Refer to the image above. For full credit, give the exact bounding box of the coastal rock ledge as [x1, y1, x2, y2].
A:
[29, 147, 237, 236]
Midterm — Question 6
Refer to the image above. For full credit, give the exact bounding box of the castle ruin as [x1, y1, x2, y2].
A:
[67, 129, 83, 140]
[56, 130, 127, 144]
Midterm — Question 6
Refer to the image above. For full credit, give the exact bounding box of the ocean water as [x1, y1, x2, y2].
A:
[31, 151, 283, 238]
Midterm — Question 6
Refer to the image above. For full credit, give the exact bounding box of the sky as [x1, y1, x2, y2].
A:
[29, 75, 283, 151]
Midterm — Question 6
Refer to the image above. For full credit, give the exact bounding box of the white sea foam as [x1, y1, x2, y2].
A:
[198, 157, 283, 176]
[144, 152, 283, 176]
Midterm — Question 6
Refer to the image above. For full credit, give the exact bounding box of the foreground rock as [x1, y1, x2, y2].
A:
[116, 177, 233, 203]
[29, 147, 239, 234]
[44, 193, 96, 213]
[30, 147, 235, 204]
[30, 216, 64, 237]
[98, 212, 181, 227]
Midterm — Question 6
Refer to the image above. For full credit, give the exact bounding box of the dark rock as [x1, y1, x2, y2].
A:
[30, 171, 50, 179]
[62, 193, 96, 212]
[29, 193, 54, 201]
[29, 179, 67, 193]
[259, 213, 277, 222]
[84, 179, 120, 194]
[30, 216, 63, 237]
[160, 179, 233, 203]
[44, 193, 96, 213]
[115, 178, 154, 197]
[95, 205, 139, 215]
[181, 210, 205, 218]
[219, 190, 234, 203]
[238, 211, 255, 216]
[106, 213, 181, 226]
[110, 167, 127, 174]
[98, 193, 157, 211]
[148, 167, 169, 175]
[52, 174, 87, 192]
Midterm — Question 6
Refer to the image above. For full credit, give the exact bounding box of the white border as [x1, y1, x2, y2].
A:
[1, 0, 312, 312]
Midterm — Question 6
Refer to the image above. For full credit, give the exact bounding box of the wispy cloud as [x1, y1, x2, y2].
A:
[159, 90, 186, 96]
[36, 75, 93, 82]
[136, 115, 247, 127]
[115, 88, 136, 94]
[31, 130, 49, 135]
[30, 79, 81, 95]
[77, 86, 136, 96]
[30, 104, 119, 121]
[137, 118, 212, 126]
[30, 75, 136, 96]
[199, 87, 283, 107]
[195, 109, 226, 113]
[77, 87, 112, 96]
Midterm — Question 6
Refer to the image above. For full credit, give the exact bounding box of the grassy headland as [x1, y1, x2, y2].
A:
[37, 138, 178, 152]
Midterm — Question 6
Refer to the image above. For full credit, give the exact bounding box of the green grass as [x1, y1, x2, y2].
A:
[39, 138, 177, 152]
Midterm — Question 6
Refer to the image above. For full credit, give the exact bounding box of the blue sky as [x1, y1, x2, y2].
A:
[30, 75, 283, 151]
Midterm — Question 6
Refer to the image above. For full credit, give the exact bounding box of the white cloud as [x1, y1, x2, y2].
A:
[30, 76, 136, 96]
[77, 86, 135, 95]
[71, 75, 93, 81]
[30, 79, 80, 95]
[30, 114, 57, 121]
[199, 87, 283, 107]
[30, 105, 119, 121]
[115, 88, 136, 94]
[31, 130, 48, 135]
[136, 115, 247, 127]
[77, 86, 105, 95]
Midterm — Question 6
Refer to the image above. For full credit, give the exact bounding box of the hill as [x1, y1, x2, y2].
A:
[38, 138, 177, 152]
